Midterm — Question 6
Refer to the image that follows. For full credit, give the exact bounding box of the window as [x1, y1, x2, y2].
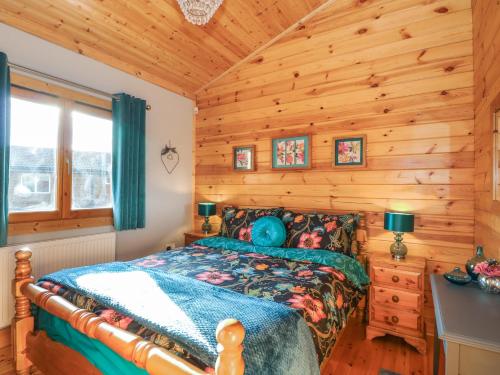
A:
[8, 81, 113, 231]
[71, 109, 112, 210]
[19, 174, 51, 194]
[9, 97, 59, 212]
[35, 174, 51, 194]
[494, 108, 500, 200]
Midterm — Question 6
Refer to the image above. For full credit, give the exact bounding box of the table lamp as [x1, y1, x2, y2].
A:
[384, 212, 414, 260]
[198, 202, 216, 234]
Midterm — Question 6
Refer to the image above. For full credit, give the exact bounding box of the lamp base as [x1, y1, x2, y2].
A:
[201, 216, 212, 234]
[390, 232, 408, 260]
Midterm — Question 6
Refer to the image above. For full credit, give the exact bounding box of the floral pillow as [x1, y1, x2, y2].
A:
[219, 207, 284, 242]
[281, 211, 359, 256]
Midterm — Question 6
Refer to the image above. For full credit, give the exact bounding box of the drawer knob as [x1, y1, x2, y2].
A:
[392, 275, 400, 283]
[391, 316, 399, 324]
[392, 295, 399, 303]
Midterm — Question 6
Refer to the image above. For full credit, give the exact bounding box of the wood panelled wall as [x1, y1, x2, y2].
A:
[473, 0, 500, 260]
[195, 0, 475, 331]
[0, 0, 328, 97]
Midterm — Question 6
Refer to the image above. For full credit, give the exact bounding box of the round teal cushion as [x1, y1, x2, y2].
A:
[251, 216, 286, 247]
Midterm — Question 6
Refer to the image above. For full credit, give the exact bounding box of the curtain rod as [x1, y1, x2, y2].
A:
[8, 62, 151, 111]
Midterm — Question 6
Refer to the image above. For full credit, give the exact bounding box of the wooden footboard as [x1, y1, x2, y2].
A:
[11, 249, 245, 375]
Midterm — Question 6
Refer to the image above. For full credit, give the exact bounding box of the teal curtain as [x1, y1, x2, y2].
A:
[0, 53, 10, 246]
[112, 93, 146, 230]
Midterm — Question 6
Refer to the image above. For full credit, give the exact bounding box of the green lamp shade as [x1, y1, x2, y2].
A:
[384, 212, 414, 233]
[198, 202, 216, 217]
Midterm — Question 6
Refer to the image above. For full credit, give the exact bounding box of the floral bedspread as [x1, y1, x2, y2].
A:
[37, 242, 366, 372]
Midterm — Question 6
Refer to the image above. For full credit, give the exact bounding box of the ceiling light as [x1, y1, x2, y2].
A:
[176, 0, 223, 25]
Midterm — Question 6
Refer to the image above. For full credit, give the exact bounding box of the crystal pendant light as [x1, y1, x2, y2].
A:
[176, 0, 224, 25]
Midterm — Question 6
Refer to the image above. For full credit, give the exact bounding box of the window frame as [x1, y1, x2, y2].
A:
[492, 91, 500, 205]
[8, 74, 113, 234]
[494, 108, 500, 201]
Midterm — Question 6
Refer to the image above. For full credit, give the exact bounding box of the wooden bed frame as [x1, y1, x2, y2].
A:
[11, 213, 368, 375]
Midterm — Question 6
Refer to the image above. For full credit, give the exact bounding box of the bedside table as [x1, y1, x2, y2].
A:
[184, 231, 217, 246]
[366, 253, 426, 354]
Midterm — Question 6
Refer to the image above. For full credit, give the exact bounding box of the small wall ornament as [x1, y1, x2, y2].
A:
[161, 140, 180, 174]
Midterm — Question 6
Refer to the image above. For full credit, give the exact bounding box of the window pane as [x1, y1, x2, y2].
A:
[495, 110, 500, 200]
[71, 111, 112, 210]
[9, 98, 59, 212]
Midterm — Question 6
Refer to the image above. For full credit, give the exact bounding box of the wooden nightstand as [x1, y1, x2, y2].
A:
[184, 231, 217, 246]
[366, 253, 427, 354]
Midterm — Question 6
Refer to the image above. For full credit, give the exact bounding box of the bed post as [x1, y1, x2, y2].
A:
[215, 319, 245, 375]
[353, 214, 368, 322]
[12, 249, 34, 375]
[353, 213, 368, 257]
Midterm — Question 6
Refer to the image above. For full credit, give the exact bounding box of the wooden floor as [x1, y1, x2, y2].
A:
[325, 316, 444, 375]
[0, 346, 16, 375]
[1, 316, 443, 375]
[0, 347, 42, 375]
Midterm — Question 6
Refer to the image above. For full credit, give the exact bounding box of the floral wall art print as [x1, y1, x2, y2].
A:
[233, 145, 255, 171]
[333, 135, 367, 168]
[272, 135, 311, 170]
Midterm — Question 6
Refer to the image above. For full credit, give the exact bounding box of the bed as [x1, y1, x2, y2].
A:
[11, 211, 369, 375]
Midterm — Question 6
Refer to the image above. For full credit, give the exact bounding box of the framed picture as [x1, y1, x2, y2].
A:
[271, 135, 311, 170]
[233, 145, 256, 171]
[333, 135, 367, 168]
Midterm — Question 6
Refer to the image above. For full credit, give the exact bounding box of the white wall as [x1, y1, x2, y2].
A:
[0, 23, 194, 260]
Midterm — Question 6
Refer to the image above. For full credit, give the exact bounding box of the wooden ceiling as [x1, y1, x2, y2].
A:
[0, 0, 328, 98]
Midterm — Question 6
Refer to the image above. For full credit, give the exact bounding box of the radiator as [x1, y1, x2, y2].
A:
[0, 232, 116, 329]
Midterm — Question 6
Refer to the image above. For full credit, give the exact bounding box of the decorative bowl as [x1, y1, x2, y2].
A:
[477, 275, 500, 294]
[444, 267, 472, 285]
[465, 245, 486, 281]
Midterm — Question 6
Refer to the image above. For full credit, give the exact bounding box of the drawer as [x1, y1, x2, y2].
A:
[372, 266, 422, 290]
[371, 286, 421, 311]
[370, 306, 422, 332]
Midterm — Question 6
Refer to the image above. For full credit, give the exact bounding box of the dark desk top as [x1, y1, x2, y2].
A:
[430, 274, 500, 352]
